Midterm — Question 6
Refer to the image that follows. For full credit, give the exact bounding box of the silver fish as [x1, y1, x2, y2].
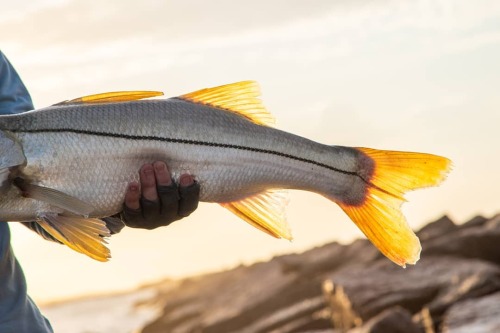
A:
[0, 81, 451, 265]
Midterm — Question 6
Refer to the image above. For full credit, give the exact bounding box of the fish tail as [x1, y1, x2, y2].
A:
[337, 147, 452, 267]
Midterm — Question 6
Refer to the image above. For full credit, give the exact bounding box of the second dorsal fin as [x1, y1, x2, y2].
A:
[179, 81, 275, 127]
[54, 91, 164, 106]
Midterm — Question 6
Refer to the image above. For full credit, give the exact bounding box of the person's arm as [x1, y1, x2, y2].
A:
[0, 50, 54, 333]
[0, 223, 54, 332]
[0, 51, 60, 242]
[0, 52, 64, 242]
[0, 51, 33, 115]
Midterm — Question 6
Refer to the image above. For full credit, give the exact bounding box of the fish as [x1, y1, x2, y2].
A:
[0, 81, 451, 266]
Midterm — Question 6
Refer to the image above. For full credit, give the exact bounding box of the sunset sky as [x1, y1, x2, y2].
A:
[1, 0, 499, 303]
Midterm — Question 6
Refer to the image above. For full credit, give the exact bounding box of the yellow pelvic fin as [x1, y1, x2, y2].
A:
[37, 214, 111, 262]
[55, 91, 164, 105]
[339, 148, 452, 267]
[180, 81, 275, 127]
[220, 190, 292, 240]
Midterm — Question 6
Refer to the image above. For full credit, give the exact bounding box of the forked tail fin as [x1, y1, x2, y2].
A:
[338, 148, 452, 267]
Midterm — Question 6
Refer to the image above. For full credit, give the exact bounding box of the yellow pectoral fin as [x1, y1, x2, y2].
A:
[55, 91, 164, 105]
[179, 81, 276, 127]
[14, 178, 94, 216]
[37, 214, 111, 262]
[221, 190, 292, 240]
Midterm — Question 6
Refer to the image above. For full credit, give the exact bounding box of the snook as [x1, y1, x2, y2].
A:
[0, 81, 451, 265]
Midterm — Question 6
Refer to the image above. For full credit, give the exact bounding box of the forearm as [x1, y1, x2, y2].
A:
[0, 51, 34, 114]
[0, 223, 54, 332]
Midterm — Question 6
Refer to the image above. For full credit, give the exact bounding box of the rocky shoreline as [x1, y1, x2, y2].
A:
[139, 213, 500, 333]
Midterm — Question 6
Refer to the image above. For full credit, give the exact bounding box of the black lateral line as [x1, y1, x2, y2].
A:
[15, 128, 361, 178]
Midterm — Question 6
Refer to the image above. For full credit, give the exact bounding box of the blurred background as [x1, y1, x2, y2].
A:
[1, 0, 499, 331]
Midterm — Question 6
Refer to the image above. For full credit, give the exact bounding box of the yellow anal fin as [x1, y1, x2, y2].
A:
[55, 91, 164, 105]
[180, 81, 275, 127]
[339, 148, 452, 267]
[220, 190, 292, 240]
[37, 214, 111, 262]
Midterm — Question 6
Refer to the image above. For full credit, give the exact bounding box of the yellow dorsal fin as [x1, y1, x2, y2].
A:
[180, 81, 275, 127]
[55, 91, 164, 105]
[37, 214, 111, 262]
[220, 190, 292, 240]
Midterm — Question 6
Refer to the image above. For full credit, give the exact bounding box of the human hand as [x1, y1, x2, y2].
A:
[121, 161, 200, 229]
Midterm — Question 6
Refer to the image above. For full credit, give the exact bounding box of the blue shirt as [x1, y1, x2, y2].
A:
[0, 51, 54, 333]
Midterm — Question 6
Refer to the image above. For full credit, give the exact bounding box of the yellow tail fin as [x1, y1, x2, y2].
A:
[339, 148, 452, 267]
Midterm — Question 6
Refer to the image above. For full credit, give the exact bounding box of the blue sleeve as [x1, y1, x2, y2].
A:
[0, 51, 34, 114]
[0, 52, 53, 332]
[0, 51, 61, 242]
[0, 224, 53, 332]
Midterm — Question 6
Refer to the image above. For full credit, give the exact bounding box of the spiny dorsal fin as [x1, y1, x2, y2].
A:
[37, 214, 111, 262]
[220, 190, 292, 240]
[179, 81, 276, 127]
[54, 91, 164, 106]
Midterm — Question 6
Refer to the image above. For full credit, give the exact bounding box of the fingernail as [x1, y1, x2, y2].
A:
[144, 165, 154, 176]
[129, 184, 138, 191]
[154, 162, 166, 171]
[180, 174, 194, 187]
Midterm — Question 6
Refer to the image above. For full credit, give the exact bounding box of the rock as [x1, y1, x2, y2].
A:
[347, 306, 421, 333]
[294, 330, 340, 333]
[142, 241, 354, 333]
[278, 239, 379, 278]
[486, 213, 500, 227]
[322, 257, 500, 331]
[238, 297, 331, 333]
[459, 215, 488, 229]
[141, 261, 301, 333]
[422, 216, 500, 264]
[139, 213, 500, 333]
[417, 216, 456, 241]
[441, 292, 500, 333]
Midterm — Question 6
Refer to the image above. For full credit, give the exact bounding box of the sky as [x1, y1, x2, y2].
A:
[1, 0, 499, 303]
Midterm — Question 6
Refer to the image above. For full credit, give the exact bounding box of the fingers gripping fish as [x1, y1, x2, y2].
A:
[0, 81, 451, 266]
